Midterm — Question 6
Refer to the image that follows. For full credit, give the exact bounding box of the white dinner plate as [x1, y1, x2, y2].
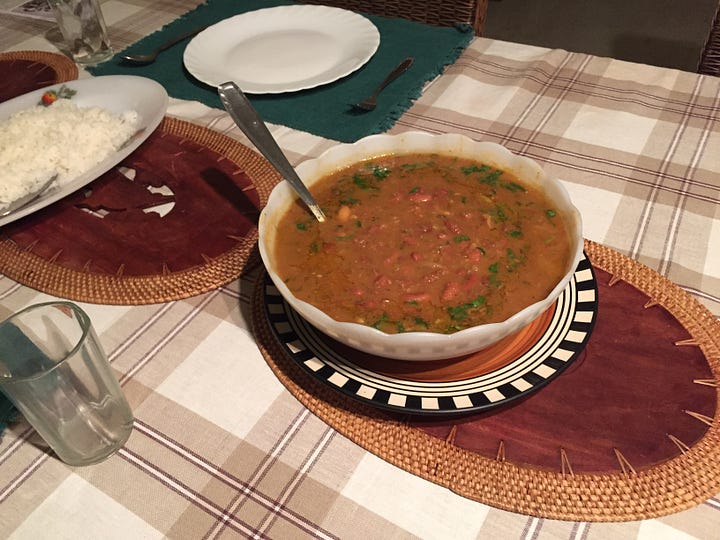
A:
[183, 5, 380, 94]
[0, 75, 168, 227]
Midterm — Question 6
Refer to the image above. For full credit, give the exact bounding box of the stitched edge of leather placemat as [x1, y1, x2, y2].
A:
[251, 239, 720, 522]
[0, 117, 277, 304]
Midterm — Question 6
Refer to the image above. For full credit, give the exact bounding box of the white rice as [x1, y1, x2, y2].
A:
[0, 100, 138, 207]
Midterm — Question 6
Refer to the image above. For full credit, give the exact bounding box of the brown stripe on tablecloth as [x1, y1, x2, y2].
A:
[0, 17, 53, 51]
[656, 97, 719, 277]
[513, 56, 595, 155]
[114, 292, 220, 386]
[126, 395, 343, 538]
[627, 76, 702, 262]
[456, 43, 720, 125]
[0, 436, 70, 532]
[118, 447, 266, 537]
[104, 303, 176, 365]
[114, 397, 297, 536]
[247, 427, 337, 538]
[202, 408, 314, 538]
[112, 291, 225, 389]
[395, 108, 719, 208]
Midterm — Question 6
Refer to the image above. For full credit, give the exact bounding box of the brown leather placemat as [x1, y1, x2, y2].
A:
[0, 117, 279, 304]
[0, 50, 78, 102]
[252, 239, 720, 521]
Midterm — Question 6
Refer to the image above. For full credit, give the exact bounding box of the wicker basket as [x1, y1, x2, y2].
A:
[298, 0, 488, 34]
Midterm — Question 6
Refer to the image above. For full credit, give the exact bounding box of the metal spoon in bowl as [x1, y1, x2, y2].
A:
[0, 175, 56, 218]
[217, 82, 326, 222]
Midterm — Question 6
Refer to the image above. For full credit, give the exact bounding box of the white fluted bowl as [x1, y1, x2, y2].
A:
[258, 132, 583, 361]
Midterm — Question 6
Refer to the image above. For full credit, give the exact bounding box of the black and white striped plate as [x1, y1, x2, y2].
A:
[263, 253, 598, 415]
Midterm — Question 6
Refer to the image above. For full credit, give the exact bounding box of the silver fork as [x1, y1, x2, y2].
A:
[352, 57, 414, 112]
[0, 175, 56, 218]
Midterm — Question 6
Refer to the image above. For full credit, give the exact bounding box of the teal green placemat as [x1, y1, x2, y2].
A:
[89, 0, 473, 142]
[0, 323, 47, 439]
[0, 396, 16, 439]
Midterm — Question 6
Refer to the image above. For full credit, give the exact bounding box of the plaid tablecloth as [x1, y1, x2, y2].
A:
[1, 1, 719, 539]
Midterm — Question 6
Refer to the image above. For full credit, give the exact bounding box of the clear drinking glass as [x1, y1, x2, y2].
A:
[47, 0, 113, 65]
[0, 302, 133, 466]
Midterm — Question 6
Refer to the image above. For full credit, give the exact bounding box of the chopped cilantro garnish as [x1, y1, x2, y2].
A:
[372, 313, 389, 330]
[409, 186, 421, 194]
[448, 295, 486, 321]
[371, 165, 390, 179]
[480, 169, 503, 186]
[491, 204, 508, 222]
[296, 222, 308, 231]
[310, 241, 319, 253]
[506, 247, 526, 272]
[414, 317, 429, 328]
[353, 174, 377, 190]
[546, 209, 557, 218]
[401, 162, 434, 171]
[488, 262, 501, 287]
[340, 197, 360, 206]
[460, 164, 490, 175]
[508, 229, 522, 238]
[502, 182, 526, 192]
[454, 235, 471, 243]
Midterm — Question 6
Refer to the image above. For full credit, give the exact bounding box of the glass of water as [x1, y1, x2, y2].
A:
[47, 0, 113, 65]
[0, 302, 133, 466]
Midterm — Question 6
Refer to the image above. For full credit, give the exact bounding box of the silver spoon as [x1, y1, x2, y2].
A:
[120, 25, 209, 65]
[0, 175, 56, 218]
[352, 57, 414, 112]
[217, 82, 326, 222]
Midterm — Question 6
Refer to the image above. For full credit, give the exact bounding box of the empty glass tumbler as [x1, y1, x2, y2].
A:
[47, 0, 113, 65]
[0, 302, 133, 466]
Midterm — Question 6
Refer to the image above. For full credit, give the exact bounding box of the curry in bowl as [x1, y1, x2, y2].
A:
[258, 132, 583, 360]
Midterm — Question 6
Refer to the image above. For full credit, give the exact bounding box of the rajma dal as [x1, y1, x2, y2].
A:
[274, 153, 571, 334]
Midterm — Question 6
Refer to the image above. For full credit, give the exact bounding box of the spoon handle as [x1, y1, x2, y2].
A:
[156, 24, 209, 53]
[217, 82, 326, 222]
[0, 174, 56, 217]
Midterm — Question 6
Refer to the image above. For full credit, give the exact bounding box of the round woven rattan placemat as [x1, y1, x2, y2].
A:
[0, 117, 279, 304]
[252, 239, 720, 521]
[0, 50, 78, 102]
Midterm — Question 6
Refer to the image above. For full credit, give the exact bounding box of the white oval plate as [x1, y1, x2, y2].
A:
[183, 5, 380, 94]
[0, 75, 168, 227]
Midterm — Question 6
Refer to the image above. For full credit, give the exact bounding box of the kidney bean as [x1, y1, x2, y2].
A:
[441, 281, 461, 301]
[405, 292, 431, 303]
